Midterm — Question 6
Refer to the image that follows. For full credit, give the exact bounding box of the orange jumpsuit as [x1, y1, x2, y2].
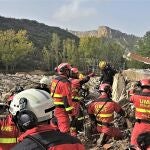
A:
[0, 115, 19, 150]
[51, 75, 73, 133]
[130, 91, 150, 146]
[88, 94, 124, 139]
[70, 76, 90, 136]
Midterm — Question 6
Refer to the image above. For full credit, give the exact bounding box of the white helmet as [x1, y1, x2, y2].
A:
[40, 76, 50, 86]
[9, 89, 55, 123]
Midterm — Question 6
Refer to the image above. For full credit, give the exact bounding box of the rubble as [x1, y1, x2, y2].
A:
[0, 69, 149, 149]
[0, 73, 47, 102]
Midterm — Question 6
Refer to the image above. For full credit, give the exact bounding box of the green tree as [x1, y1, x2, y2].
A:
[127, 31, 150, 69]
[78, 37, 124, 71]
[42, 46, 51, 70]
[50, 33, 61, 66]
[0, 29, 34, 72]
[62, 38, 78, 66]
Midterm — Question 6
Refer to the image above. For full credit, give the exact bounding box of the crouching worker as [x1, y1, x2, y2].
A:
[9, 89, 85, 150]
[88, 83, 125, 145]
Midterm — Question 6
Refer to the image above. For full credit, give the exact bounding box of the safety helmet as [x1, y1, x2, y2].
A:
[57, 63, 72, 75]
[79, 73, 84, 80]
[9, 89, 55, 130]
[99, 61, 107, 70]
[99, 83, 111, 93]
[140, 79, 150, 87]
[40, 76, 50, 86]
[71, 67, 79, 74]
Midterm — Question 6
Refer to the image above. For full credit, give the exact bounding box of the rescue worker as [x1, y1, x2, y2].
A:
[88, 83, 125, 144]
[0, 102, 20, 150]
[35, 76, 51, 93]
[130, 79, 150, 147]
[50, 63, 73, 133]
[99, 61, 117, 86]
[69, 67, 94, 136]
[9, 89, 85, 150]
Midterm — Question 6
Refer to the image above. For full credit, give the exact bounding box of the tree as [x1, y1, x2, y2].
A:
[78, 37, 124, 72]
[62, 38, 78, 66]
[42, 46, 51, 71]
[50, 33, 61, 66]
[0, 29, 34, 72]
[127, 31, 150, 69]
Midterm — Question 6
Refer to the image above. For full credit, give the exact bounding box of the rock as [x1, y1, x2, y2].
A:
[112, 73, 126, 102]
[122, 69, 150, 81]
[103, 143, 113, 149]
[112, 69, 150, 102]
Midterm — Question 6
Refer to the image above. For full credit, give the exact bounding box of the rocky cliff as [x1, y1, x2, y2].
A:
[70, 26, 140, 49]
[70, 26, 137, 38]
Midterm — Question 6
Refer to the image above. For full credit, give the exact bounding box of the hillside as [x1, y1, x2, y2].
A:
[70, 26, 140, 50]
[0, 16, 79, 49]
[0, 16, 146, 72]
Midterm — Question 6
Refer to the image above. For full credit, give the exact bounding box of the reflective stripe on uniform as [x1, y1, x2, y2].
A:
[51, 93, 63, 98]
[72, 96, 82, 101]
[78, 117, 84, 120]
[136, 108, 150, 113]
[97, 123, 102, 126]
[65, 106, 73, 111]
[0, 138, 17, 144]
[96, 113, 113, 117]
[54, 102, 64, 105]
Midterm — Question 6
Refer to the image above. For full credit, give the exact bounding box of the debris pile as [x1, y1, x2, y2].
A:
[0, 69, 150, 149]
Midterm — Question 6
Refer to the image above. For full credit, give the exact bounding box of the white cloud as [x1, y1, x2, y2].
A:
[52, 0, 98, 22]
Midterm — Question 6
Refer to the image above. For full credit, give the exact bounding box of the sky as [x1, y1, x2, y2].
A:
[0, 0, 150, 37]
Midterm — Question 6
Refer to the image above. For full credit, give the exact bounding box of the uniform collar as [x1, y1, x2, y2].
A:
[18, 124, 56, 141]
[99, 94, 109, 99]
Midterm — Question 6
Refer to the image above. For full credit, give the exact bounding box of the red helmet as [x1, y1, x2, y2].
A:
[140, 79, 150, 87]
[99, 83, 111, 93]
[71, 67, 79, 74]
[57, 63, 72, 75]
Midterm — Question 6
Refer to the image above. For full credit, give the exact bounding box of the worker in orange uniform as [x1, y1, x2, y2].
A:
[130, 79, 150, 147]
[69, 67, 94, 136]
[88, 83, 125, 144]
[9, 89, 85, 150]
[51, 63, 73, 133]
[0, 102, 20, 150]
